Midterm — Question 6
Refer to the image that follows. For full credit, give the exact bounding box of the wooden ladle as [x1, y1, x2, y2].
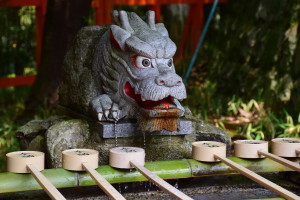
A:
[6, 151, 66, 200]
[234, 140, 300, 172]
[109, 147, 193, 200]
[62, 149, 125, 200]
[192, 141, 300, 200]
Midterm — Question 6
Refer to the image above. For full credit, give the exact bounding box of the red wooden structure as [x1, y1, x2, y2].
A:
[0, 0, 225, 88]
[0, 0, 47, 87]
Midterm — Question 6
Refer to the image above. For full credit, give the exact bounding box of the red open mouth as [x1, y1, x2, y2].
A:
[124, 82, 176, 110]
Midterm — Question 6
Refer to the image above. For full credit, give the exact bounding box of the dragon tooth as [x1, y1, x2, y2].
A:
[141, 97, 146, 101]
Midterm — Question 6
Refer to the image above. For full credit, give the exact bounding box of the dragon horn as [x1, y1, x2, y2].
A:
[147, 10, 156, 30]
[119, 11, 134, 33]
[112, 10, 120, 25]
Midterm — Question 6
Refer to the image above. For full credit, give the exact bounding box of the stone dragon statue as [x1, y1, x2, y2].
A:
[59, 10, 187, 132]
[16, 10, 230, 168]
[9, 5, 235, 188]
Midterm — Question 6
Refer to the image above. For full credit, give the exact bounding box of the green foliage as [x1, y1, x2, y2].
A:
[0, 87, 29, 172]
[205, 97, 300, 141]
[181, 0, 300, 140]
[0, 7, 36, 78]
[269, 111, 300, 138]
[185, 0, 300, 118]
[0, 86, 60, 172]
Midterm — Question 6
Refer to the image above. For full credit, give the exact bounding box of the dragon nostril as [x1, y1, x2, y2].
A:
[159, 80, 165, 84]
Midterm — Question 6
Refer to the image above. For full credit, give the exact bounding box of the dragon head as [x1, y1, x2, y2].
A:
[94, 11, 187, 132]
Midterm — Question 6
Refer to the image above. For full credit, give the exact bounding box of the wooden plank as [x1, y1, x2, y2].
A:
[0, 75, 36, 88]
[0, 0, 41, 6]
[177, 6, 193, 57]
[35, 0, 47, 68]
[190, 0, 204, 51]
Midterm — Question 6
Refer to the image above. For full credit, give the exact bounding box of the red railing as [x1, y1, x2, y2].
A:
[0, 0, 226, 88]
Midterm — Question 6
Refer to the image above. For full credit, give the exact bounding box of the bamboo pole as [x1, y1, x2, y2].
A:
[258, 151, 300, 172]
[214, 155, 300, 200]
[0, 158, 298, 194]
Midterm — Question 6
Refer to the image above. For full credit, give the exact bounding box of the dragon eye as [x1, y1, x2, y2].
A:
[142, 59, 151, 67]
[167, 59, 173, 67]
[135, 56, 152, 69]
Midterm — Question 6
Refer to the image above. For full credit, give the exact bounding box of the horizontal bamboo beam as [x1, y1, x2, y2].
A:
[0, 158, 298, 194]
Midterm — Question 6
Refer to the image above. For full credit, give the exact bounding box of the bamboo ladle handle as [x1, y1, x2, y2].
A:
[130, 160, 193, 200]
[82, 162, 126, 200]
[214, 155, 300, 200]
[258, 150, 300, 172]
[27, 164, 66, 200]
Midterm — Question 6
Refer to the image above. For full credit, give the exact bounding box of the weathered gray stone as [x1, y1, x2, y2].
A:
[95, 119, 193, 138]
[184, 114, 231, 154]
[18, 117, 230, 168]
[46, 119, 89, 168]
[16, 116, 67, 150]
[27, 135, 46, 152]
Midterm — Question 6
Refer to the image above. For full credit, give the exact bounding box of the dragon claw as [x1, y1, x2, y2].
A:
[90, 94, 121, 122]
[104, 110, 110, 120]
[97, 112, 103, 121]
[112, 110, 119, 121]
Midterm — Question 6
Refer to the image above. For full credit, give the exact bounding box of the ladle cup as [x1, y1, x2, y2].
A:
[6, 151, 66, 200]
[192, 141, 300, 200]
[62, 149, 125, 200]
[109, 147, 193, 200]
[271, 138, 300, 157]
[234, 140, 300, 172]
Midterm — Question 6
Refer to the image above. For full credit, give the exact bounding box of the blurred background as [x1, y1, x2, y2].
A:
[1, 0, 300, 171]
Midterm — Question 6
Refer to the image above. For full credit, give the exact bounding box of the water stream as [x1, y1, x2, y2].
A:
[143, 132, 146, 150]
[114, 120, 118, 147]
[118, 183, 122, 193]
[174, 179, 179, 189]
[168, 135, 172, 159]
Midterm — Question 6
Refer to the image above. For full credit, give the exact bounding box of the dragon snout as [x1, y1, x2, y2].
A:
[155, 72, 183, 87]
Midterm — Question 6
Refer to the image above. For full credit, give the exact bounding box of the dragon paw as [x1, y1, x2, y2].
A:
[90, 94, 120, 121]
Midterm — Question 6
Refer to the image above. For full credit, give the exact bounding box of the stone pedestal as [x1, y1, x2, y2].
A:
[95, 119, 193, 138]
[17, 116, 231, 168]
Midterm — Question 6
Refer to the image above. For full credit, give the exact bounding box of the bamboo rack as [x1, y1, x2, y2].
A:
[0, 158, 298, 194]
